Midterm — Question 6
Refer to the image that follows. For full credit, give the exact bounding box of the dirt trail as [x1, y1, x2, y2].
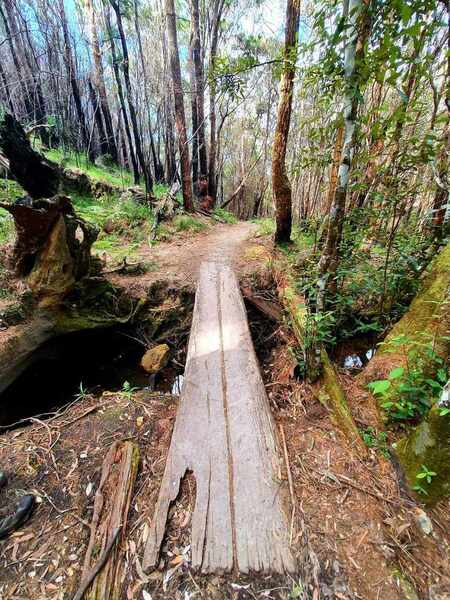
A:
[109, 221, 270, 291]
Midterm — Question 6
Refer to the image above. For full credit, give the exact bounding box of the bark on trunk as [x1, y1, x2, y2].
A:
[191, 0, 208, 177]
[317, 0, 370, 303]
[104, 6, 140, 183]
[0, 113, 60, 199]
[133, 0, 164, 182]
[271, 0, 301, 244]
[165, 0, 194, 211]
[207, 0, 225, 203]
[86, 0, 119, 163]
[430, 1, 449, 240]
[110, 0, 152, 192]
[59, 0, 94, 161]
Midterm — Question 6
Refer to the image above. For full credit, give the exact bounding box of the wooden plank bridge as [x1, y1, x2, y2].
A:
[143, 262, 295, 574]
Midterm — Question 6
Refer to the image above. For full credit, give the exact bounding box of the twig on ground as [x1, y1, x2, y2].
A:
[279, 424, 296, 545]
[72, 527, 121, 600]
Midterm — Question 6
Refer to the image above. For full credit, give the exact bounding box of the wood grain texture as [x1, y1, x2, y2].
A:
[143, 262, 295, 574]
[78, 440, 139, 600]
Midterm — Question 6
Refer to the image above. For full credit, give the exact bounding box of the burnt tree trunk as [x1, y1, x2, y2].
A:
[165, 0, 194, 211]
[104, 6, 139, 183]
[0, 113, 60, 199]
[110, 0, 152, 192]
[86, 0, 119, 163]
[59, 0, 94, 161]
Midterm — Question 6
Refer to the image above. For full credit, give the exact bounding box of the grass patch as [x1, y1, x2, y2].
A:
[0, 180, 22, 246]
[252, 217, 275, 236]
[173, 214, 207, 232]
[93, 235, 142, 261]
[213, 207, 238, 223]
[43, 147, 134, 188]
[0, 209, 14, 246]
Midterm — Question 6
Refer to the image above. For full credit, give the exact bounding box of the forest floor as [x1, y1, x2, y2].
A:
[0, 217, 449, 599]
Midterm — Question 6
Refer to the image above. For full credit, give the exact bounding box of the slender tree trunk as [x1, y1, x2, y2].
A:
[207, 0, 225, 202]
[271, 0, 301, 243]
[133, 0, 164, 182]
[165, 0, 194, 211]
[59, 0, 94, 160]
[88, 78, 108, 156]
[104, 5, 140, 183]
[0, 3, 33, 119]
[86, 0, 118, 162]
[431, 0, 449, 239]
[317, 0, 371, 303]
[0, 62, 14, 114]
[189, 32, 199, 187]
[110, 0, 152, 191]
[191, 0, 207, 177]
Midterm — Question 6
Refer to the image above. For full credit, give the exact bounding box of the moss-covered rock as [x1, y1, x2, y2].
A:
[395, 403, 450, 505]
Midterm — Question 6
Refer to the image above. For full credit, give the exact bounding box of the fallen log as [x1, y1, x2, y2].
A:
[76, 440, 139, 600]
[143, 262, 295, 574]
[241, 285, 283, 322]
[0, 280, 140, 398]
[273, 260, 367, 454]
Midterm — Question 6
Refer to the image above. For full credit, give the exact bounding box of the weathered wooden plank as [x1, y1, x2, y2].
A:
[75, 440, 139, 600]
[143, 262, 295, 574]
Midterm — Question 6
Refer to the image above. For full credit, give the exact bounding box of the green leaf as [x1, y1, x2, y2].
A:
[369, 380, 391, 395]
[389, 367, 405, 380]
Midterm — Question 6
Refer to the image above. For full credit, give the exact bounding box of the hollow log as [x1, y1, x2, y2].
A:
[143, 262, 295, 574]
[0, 113, 60, 199]
[0, 280, 141, 397]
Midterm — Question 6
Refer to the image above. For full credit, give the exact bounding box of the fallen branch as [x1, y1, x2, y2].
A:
[241, 286, 283, 322]
[220, 154, 261, 209]
[72, 527, 121, 600]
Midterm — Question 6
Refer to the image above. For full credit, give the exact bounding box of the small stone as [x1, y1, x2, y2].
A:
[141, 344, 170, 374]
[414, 508, 433, 535]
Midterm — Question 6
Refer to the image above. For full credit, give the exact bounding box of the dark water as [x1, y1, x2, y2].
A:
[0, 327, 183, 429]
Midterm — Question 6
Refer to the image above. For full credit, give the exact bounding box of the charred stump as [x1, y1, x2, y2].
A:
[0, 113, 98, 302]
[0, 113, 60, 199]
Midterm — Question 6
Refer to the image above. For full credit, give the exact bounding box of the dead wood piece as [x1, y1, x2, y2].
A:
[73, 527, 121, 600]
[151, 184, 180, 240]
[78, 440, 139, 600]
[0, 194, 98, 288]
[241, 285, 283, 322]
[143, 262, 295, 574]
